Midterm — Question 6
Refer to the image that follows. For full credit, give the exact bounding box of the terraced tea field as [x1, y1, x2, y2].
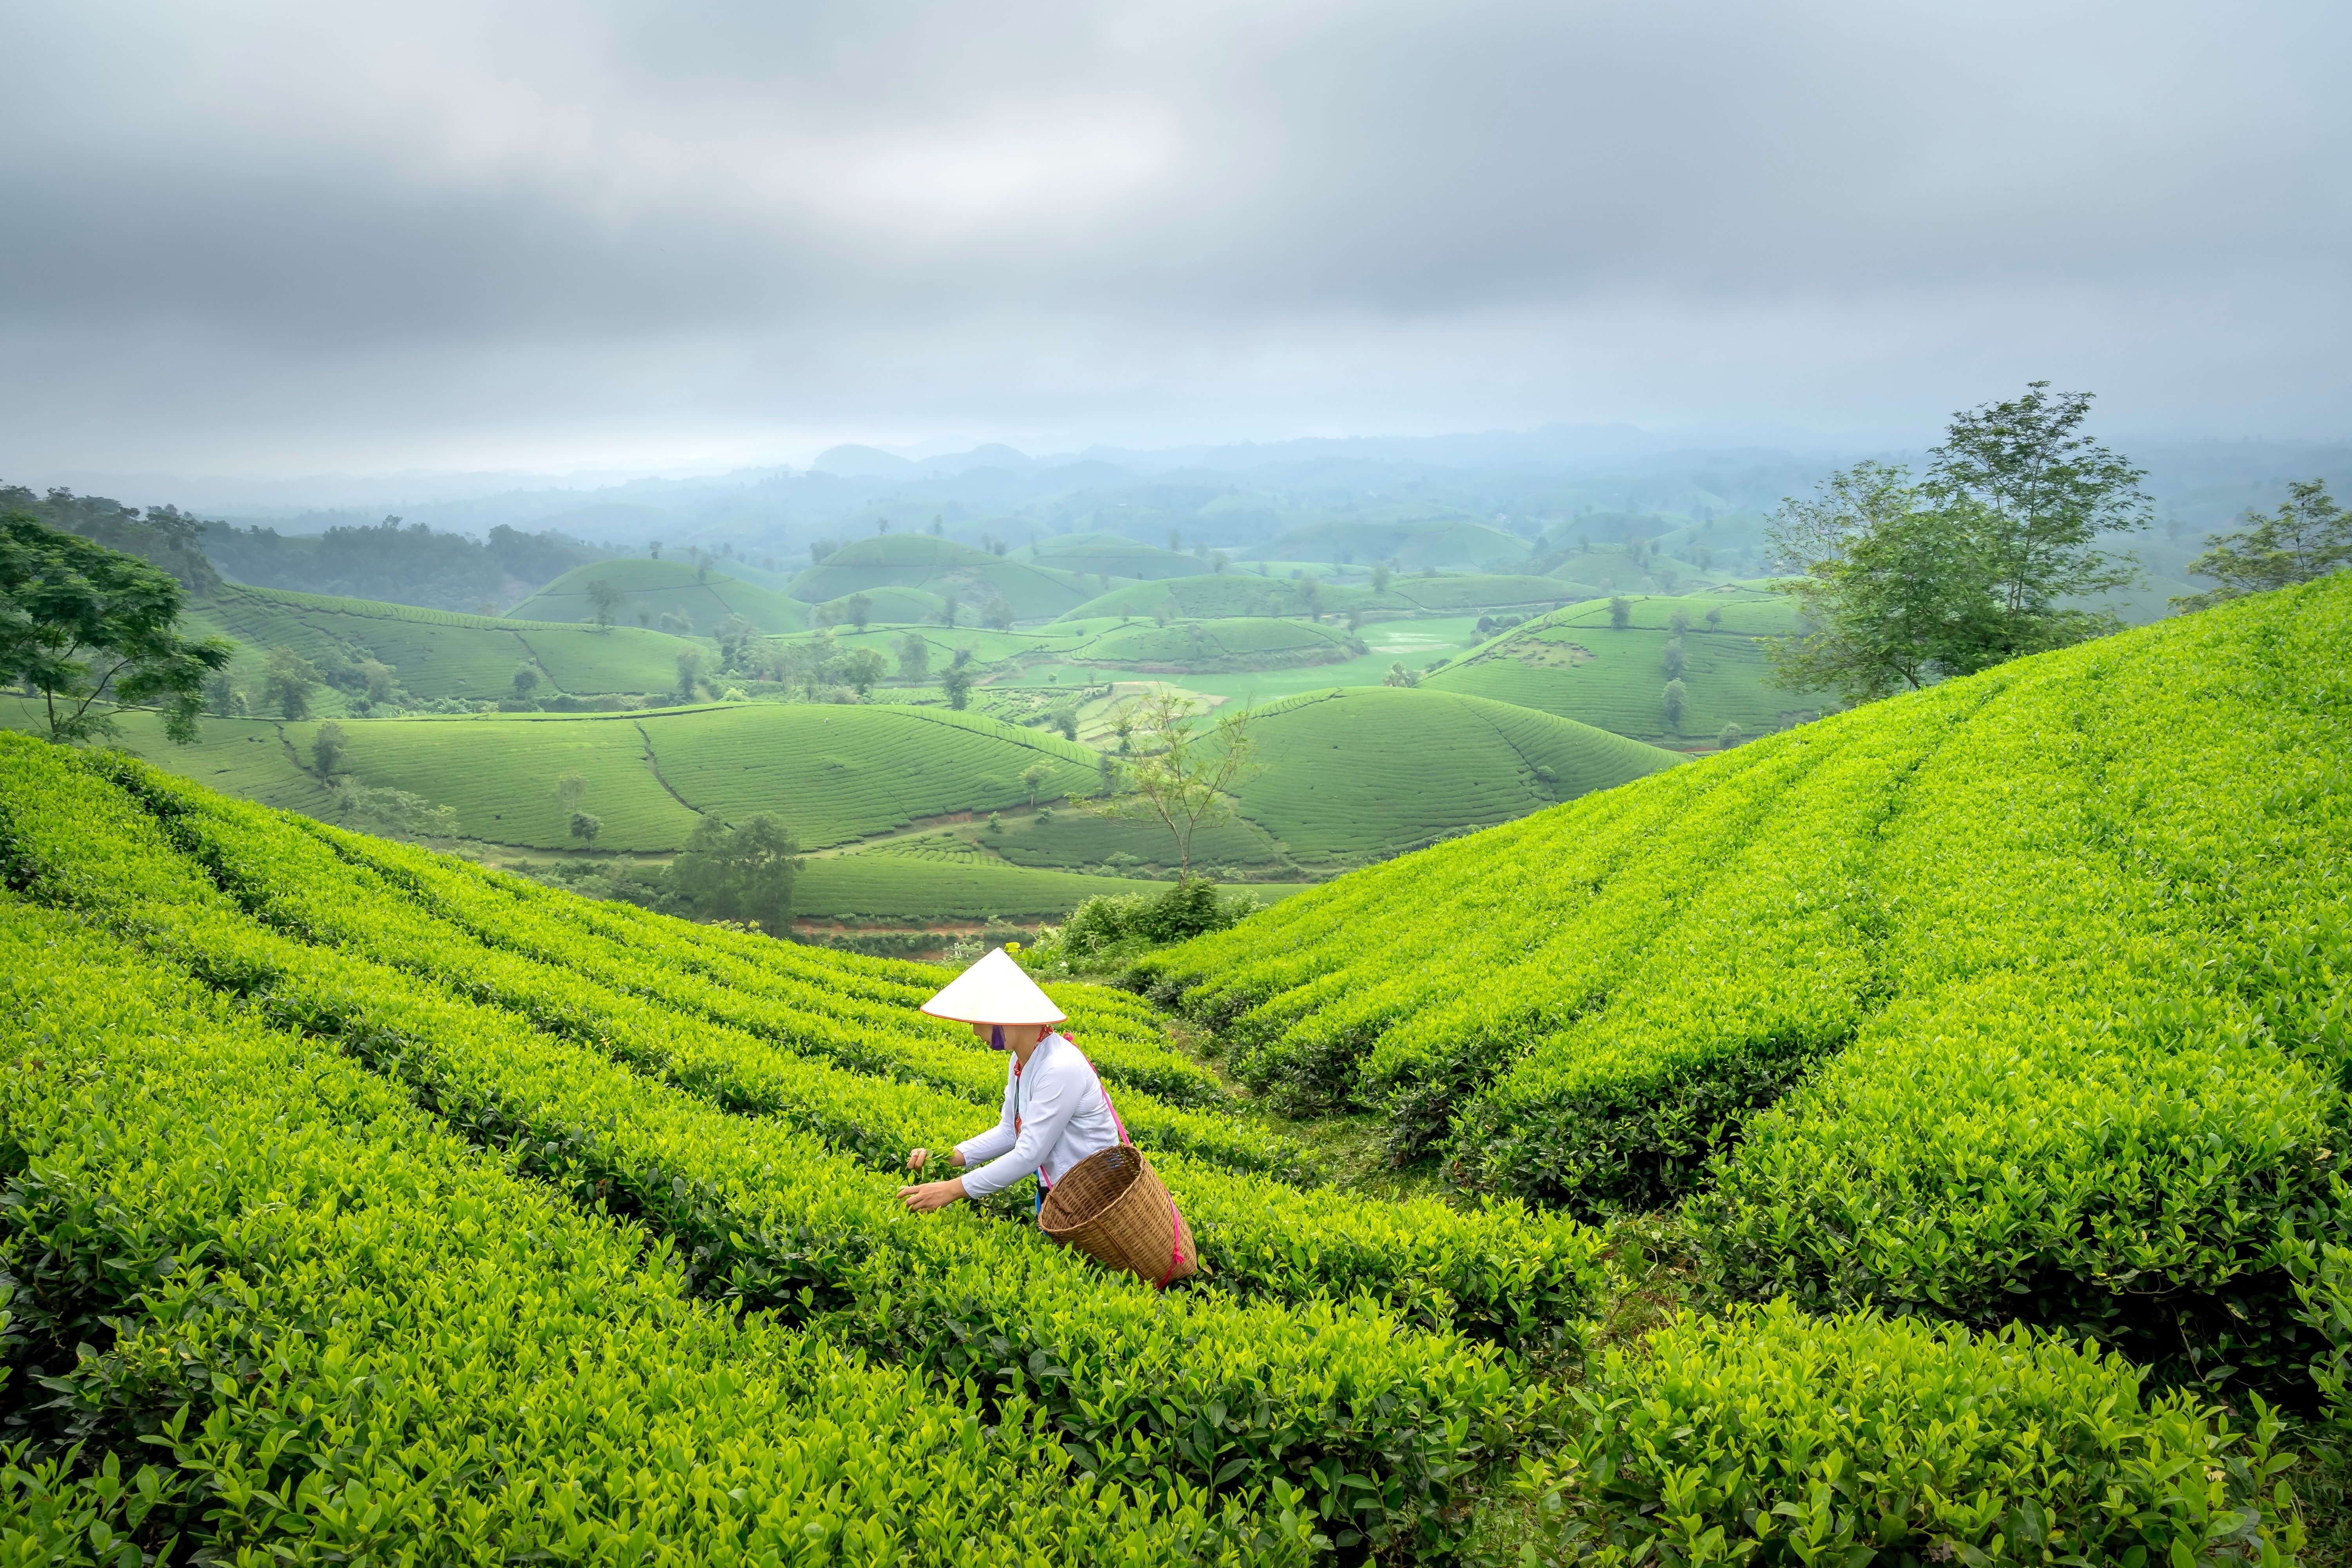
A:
[1424, 588, 1833, 740]
[0, 575, 2327, 1563]
[188, 583, 695, 701]
[510, 557, 813, 634]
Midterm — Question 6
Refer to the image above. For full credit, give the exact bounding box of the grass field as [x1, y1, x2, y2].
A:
[793, 853, 1307, 922]
[187, 583, 698, 703]
[1424, 588, 1835, 741]
[509, 557, 813, 635]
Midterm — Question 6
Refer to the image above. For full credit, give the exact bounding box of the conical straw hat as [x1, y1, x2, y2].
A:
[919, 946, 1068, 1027]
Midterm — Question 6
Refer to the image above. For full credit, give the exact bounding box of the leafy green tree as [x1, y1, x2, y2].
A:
[1662, 637, 1686, 680]
[311, 720, 347, 777]
[0, 513, 233, 743]
[1718, 721, 1744, 749]
[942, 665, 974, 710]
[834, 646, 886, 698]
[1764, 463, 2009, 702]
[2174, 480, 2350, 612]
[1608, 595, 1632, 629]
[984, 595, 1015, 631]
[1924, 381, 2149, 617]
[263, 646, 323, 720]
[556, 773, 587, 810]
[570, 811, 601, 848]
[1662, 679, 1687, 731]
[846, 592, 873, 632]
[1370, 564, 1392, 593]
[1089, 690, 1259, 878]
[1384, 662, 1419, 688]
[939, 593, 959, 628]
[715, 615, 759, 672]
[1668, 608, 1691, 635]
[585, 577, 623, 630]
[512, 662, 541, 701]
[893, 632, 930, 682]
[1049, 705, 1078, 742]
[1704, 606, 1723, 630]
[1212, 552, 1229, 574]
[668, 813, 800, 933]
[1021, 760, 1051, 805]
[359, 657, 396, 704]
[674, 648, 705, 702]
[203, 670, 246, 717]
[1096, 750, 1117, 797]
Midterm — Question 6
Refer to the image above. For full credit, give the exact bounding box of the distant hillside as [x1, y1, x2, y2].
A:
[3, 699, 1103, 855]
[510, 558, 811, 636]
[186, 584, 698, 707]
[791, 535, 1093, 620]
[1068, 617, 1361, 671]
[1244, 519, 1534, 571]
[1423, 588, 1832, 742]
[201, 516, 609, 612]
[1058, 570, 1578, 622]
[1221, 686, 1680, 863]
[1021, 531, 1211, 581]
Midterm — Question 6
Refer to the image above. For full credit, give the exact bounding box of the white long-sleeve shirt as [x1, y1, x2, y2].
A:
[953, 1033, 1123, 1199]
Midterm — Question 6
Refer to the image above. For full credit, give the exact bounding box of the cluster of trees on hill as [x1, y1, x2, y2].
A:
[1763, 383, 2348, 704]
[202, 514, 607, 612]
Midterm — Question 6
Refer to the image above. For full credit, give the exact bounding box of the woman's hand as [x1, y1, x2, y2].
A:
[904, 1147, 967, 1173]
[897, 1176, 967, 1213]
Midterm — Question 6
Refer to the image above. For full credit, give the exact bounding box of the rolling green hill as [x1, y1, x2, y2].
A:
[508, 558, 812, 635]
[1138, 576, 2352, 1420]
[811, 584, 950, 625]
[2, 697, 1101, 855]
[1067, 616, 1360, 671]
[187, 583, 697, 702]
[1423, 588, 1833, 741]
[1219, 686, 1681, 862]
[1022, 531, 1212, 581]
[1245, 519, 1534, 571]
[790, 535, 1094, 619]
[1057, 571, 1577, 623]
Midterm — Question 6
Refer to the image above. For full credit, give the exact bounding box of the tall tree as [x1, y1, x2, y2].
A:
[585, 577, 623, 630]
[263, 646, 323, 719]
[1090, 691, 1258, 878]
[0, 513, 232, 743]
[1764, 463, 2009, 702]
[1924, 381, 2149, 617]
[2173, 480, 2350, 612]
[894, 631, 930, 682]
[668, 813, 801, 934]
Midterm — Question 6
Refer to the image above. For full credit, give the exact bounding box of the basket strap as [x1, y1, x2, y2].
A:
[1155, 1189, 1187, 1290]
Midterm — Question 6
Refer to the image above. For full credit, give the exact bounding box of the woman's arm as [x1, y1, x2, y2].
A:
[959, 1060, 1080, 1200]
[899, 1063, 1018, 1212]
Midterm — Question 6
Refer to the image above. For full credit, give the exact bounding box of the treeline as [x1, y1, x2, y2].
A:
[202, 514, 608, 612]
[1, 483, 610, 612]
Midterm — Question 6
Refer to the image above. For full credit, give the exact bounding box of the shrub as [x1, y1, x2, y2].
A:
[1520, 1302, 2303, 1568]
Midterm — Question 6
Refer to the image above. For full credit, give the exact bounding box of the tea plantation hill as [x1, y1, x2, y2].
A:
[1057, 569, 1580, 622]
[789, 533, 1095, 619]
[508, 557, 813, 635]
[1424, 586, 1833, 742]
[0, 630, 2322, 1561]
[186, 582, 701, 707]
[1242, 517, 1536, 572]
[1064, 615, 1360, 672]
[1018, 530, 1213, 580]
[1139, 572, 2352, 1426]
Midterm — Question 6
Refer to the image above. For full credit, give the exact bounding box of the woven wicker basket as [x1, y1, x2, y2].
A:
[1039, 1145, 1197, 1288]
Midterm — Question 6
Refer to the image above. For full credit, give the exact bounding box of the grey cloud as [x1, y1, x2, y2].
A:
[0, 0, 2344, 476]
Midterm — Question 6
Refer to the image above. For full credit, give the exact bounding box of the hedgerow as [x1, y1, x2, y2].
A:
[1135, 578, 2352, 1410]
[0, 899, 1301, 1565]
[0, 733, 1611, 1554]
[1519, 1301, 2304, 1567]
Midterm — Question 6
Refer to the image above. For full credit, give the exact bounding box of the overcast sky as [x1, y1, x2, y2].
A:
[3, 0, 2344, 481]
